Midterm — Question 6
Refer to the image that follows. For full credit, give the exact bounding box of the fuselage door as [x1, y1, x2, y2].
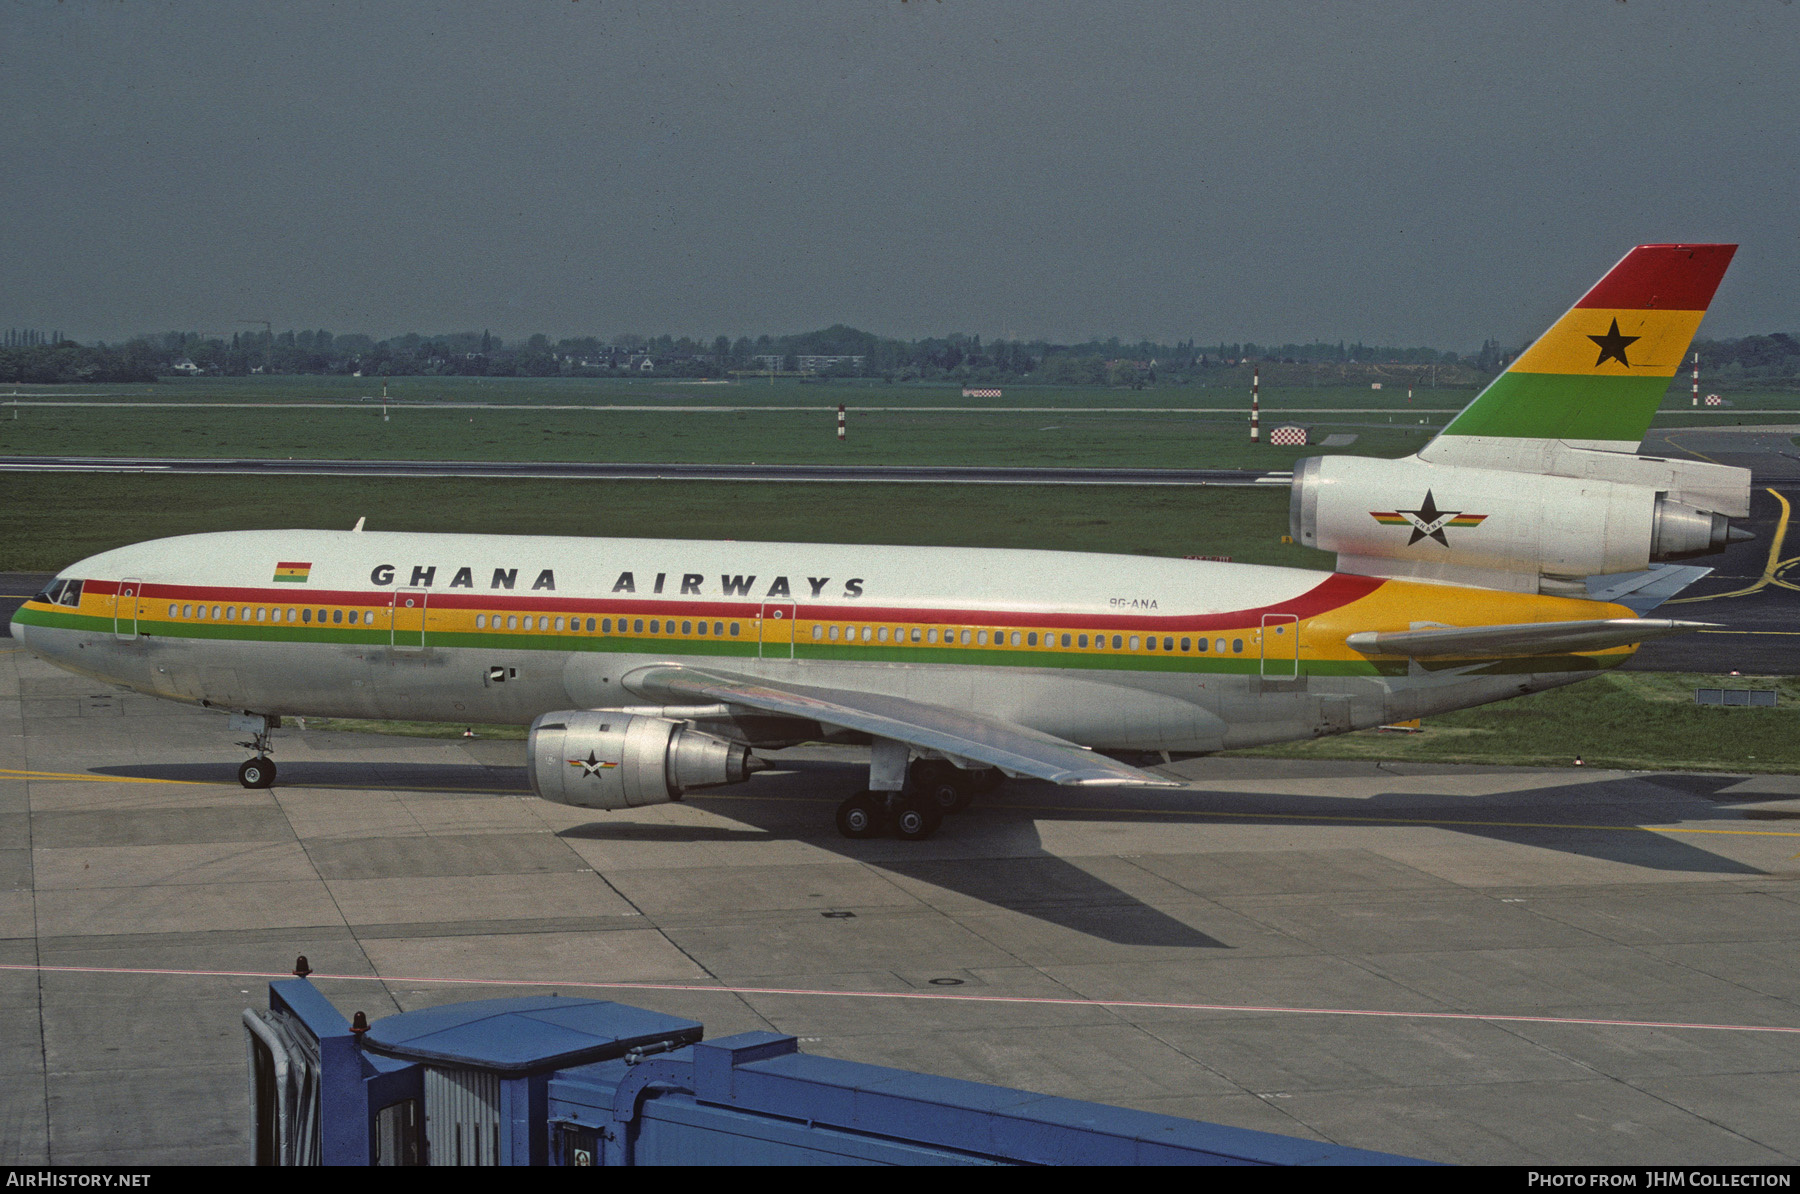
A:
[114, 578, 143, 639]
[758, 602, 796, 659]
[1260, 613, 1300, 679]
[391, 588, 429, 650]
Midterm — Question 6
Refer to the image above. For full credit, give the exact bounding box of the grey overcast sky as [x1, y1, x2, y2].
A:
[2, 1, 1795, 350]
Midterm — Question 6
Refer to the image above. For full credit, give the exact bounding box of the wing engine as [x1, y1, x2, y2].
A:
[528, 712, 761, 810]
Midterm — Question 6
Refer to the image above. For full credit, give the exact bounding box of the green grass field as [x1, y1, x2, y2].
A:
[1231, 672, 1800, 774]
[4, 376, 1794, 469]
[0, 473, 1327, 573]
[308, 671, 1799, 773]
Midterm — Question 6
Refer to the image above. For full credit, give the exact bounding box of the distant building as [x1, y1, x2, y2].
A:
[795, 354, 865, 372]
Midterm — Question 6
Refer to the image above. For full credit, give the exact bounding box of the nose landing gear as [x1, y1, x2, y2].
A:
[238, 755, 277, 789]
[232, 713, 280, 789]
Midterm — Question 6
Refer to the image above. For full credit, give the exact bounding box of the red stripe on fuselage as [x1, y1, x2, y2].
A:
[71, 570, 1383, 632]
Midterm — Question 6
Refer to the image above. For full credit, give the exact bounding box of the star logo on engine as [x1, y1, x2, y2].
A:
[567, 750, 617, 778]
[1370, 490, 1488, 546]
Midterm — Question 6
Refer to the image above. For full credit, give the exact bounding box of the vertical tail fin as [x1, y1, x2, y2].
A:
[1422, 243, 1736, 460]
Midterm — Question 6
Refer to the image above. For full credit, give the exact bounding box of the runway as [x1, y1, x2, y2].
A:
[0, 455, 1289, 486]
[2, 644, 1797, 1164]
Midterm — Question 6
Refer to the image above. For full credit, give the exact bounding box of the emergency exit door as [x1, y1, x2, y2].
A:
[114, 578, 143, 639]
[758, 603, 795, 659]
[1260, 613, 1299, 679]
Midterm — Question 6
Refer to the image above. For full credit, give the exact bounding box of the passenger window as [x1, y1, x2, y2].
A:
[555, 617, 565, 631]
[910, 627, 921, 643]
[1010, 632, 1021, 646]
[224, 607, 234, 621]
[977, 631, 988, 645]
[505, 615, 517, 630]
[828, 625, 839, 640]
[1028, 632, 1038, 646]
[861, 626, 872, 642]
[698, 621, 708, 636]
[1145, 635, 1155, 650]
[1233, 639, 1244, 653]
[1215, 638, 1225, 653]
[1130, 635, 1140, 650]
[1112, 635, 1123, 649]
[601, 618, 611, 632]
[1061, 633, 1071, 647]
[926, 628, 938, 643]
[180, 604, 190, 618]
[476, 614, 486, 629]
[730, 622, 740, 636]
[812, 625, 823, 640]
[877, 627, 888, 643]
[589, 618, 597, 632]
[682, 620, 692, 634]
[331, 609, 341, 624]
[302, 609, 311, 623]
[1078, 634, 1088, 648]
[1181, 637, 1191, 652]
[713, 622, 723, 636]
[960, 630, 971, 645]
[1164, 637, 1174, 651]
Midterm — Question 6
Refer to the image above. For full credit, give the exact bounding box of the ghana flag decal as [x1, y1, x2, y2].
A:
[272, 561, 312, 584]
[1435, 243, 1735, 447]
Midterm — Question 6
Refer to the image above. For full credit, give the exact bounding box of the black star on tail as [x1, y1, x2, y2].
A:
[1587, 318, 1640, 368]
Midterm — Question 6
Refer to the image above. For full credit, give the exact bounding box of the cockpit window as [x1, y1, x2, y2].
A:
[35, 578, 84, 607]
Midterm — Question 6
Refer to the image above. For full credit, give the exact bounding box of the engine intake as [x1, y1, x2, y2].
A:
[528, 711, 760, 810]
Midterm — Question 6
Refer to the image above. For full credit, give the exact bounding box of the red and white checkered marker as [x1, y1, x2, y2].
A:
[1270, 425, 1309, 446]
[962, 387, 1003, 398]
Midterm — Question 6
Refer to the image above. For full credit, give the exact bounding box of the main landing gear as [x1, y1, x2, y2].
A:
[233, 713, 279, 789]
[834, 757, 1003, 841]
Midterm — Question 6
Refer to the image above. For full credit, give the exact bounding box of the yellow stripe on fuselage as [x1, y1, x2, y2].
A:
[1297, 578, 1637, 662]
[1507, 307, 1705, 378]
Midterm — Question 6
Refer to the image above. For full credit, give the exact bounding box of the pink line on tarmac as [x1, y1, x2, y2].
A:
[6, 961, 1800, 1036]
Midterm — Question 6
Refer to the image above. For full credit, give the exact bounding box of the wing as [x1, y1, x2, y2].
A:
[1585, 564, 1714, 614]
[622, 664, 1180, 788]
[1346, 617, 1715, 659]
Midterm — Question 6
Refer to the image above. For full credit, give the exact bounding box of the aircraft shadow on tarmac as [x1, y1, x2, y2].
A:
[95, 757, 1777, 947]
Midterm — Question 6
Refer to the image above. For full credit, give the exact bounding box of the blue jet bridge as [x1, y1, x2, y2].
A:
[245, 961, 1422, 1166]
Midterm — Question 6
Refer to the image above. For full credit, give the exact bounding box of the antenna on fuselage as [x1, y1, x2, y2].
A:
[352, 517, 366, 532]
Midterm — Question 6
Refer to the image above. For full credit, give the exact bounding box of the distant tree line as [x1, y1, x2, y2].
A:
[3, 324, 1795, 388]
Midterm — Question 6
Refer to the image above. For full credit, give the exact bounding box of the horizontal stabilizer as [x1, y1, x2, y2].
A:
[1584, 564, 1714, 614]
[1345, 618, 1715, 659]
[622, 664, 1182, 788]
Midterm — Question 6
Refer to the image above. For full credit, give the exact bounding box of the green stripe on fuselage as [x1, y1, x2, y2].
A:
[1439, 371, 1670, 442]
[13, 605, 1398, 677]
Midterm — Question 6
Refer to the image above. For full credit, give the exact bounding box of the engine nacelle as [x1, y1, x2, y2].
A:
[528, 711, 759, 810]
[1290, 455, 1739, 588]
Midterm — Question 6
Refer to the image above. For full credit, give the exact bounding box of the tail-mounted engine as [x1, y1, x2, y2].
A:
[528, 711, 761, 810]
[1290, 454, 1748, 593]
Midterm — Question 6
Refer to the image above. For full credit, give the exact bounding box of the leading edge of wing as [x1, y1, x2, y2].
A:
[621, 664, 1181, 788]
